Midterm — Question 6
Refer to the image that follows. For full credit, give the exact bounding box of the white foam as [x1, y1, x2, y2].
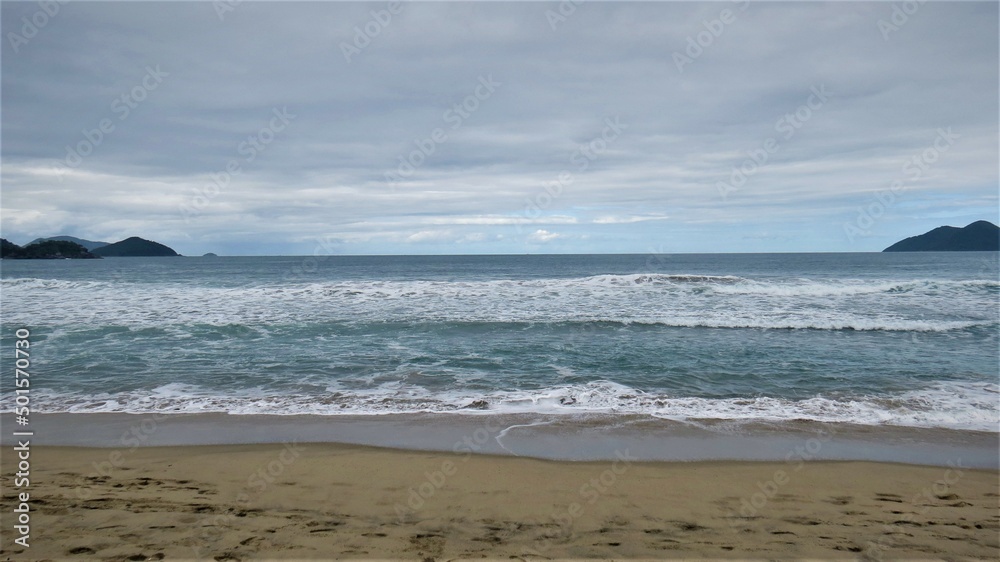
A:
[3, 273, 995, 332]
[26, 380, 1000, 432]
[583, 273, 747, 285]
[711, 278, 1000, 297]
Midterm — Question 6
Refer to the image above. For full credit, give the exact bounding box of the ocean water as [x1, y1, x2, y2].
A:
[1, 253, 998, 432]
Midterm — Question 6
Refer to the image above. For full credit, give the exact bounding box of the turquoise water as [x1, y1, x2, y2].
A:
[1, 253, 997, 430]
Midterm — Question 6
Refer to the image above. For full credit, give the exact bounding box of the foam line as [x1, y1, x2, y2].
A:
[494, 419, 558, 455]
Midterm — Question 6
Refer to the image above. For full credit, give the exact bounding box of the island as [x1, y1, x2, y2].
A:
[92, 237, 180, 257]
[27, 236, 110, 251]
[1, 239, 101, 259]
[2, 235, 181, 258]
[883, 220, 999, 252]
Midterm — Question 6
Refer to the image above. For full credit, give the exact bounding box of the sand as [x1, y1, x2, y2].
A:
[1, 443, 997, 560]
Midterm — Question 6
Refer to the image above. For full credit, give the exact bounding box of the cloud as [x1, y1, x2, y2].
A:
[0, 2, 996, 255]
[592, 215, 670, 225]
[529, 229, 562, 243]
[406, 230, 456, 243]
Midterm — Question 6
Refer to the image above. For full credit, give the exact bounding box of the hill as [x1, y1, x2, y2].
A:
[883, 221, 1000, 252]
[92, 237, 179, 257]
[1, 239, 101, 259]
[27, 235, 110, 251]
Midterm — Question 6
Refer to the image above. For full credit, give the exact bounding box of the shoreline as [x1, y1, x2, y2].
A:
[3, 412, 998, 468]
[1, 443, 997, 559]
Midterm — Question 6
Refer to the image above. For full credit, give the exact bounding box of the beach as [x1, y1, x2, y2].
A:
[2, 443, 997, 560]
[2, 0, 998, 557]
[2, 255, 997, 558]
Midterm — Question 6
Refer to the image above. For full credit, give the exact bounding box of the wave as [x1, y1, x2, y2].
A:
[3, 274, 996, 333]
[23, 380, 1000, 432]
[1, 278, 104, 290]
[5, 274, 995, 290]
[583, 273, 747, 285]
[710, 278, 1000, 297]
[4, 274, 996, 299]
[585, 318, 991, 332]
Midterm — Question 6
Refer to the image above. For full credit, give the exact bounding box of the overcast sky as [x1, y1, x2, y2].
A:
[2, 1, 997, 256]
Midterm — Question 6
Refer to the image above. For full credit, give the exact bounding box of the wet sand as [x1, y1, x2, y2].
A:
[1, 443, 997, 559]
[4, 412, 999, 467]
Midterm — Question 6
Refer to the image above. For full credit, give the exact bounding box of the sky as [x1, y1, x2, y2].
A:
[1, 1, 997, 256]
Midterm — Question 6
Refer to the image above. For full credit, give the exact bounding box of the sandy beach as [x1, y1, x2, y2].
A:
[1, 443, 997, 560]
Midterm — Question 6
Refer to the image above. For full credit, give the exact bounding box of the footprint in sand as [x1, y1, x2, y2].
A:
[408, 533, 446, 557]
[671, 521, 708, 531]
[781, 516, 823, 526]
[874, 493, 904, 503]
[824, 495, 852, 505]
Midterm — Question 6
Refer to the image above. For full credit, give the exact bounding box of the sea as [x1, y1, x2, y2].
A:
[2, 252, 998, 441]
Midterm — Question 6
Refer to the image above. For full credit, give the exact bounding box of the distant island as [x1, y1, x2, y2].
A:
[92, 237, 179, 257]
[883, 220, 999, 252]
[2, 236, 180, 259]
[1, 238, 101, 259]
[27, 235, 110, 251]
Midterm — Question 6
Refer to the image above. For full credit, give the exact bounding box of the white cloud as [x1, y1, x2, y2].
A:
[529, 229, 562, 243]
[405, 230, 455, 243]
[425, 215, 579, 226]
[592, 215, 670, 224]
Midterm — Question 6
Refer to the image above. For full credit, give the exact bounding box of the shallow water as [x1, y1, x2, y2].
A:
[2, 252, 997, 431]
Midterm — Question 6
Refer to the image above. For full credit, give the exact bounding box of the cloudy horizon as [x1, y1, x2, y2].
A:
[1, 1, 997, 256]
